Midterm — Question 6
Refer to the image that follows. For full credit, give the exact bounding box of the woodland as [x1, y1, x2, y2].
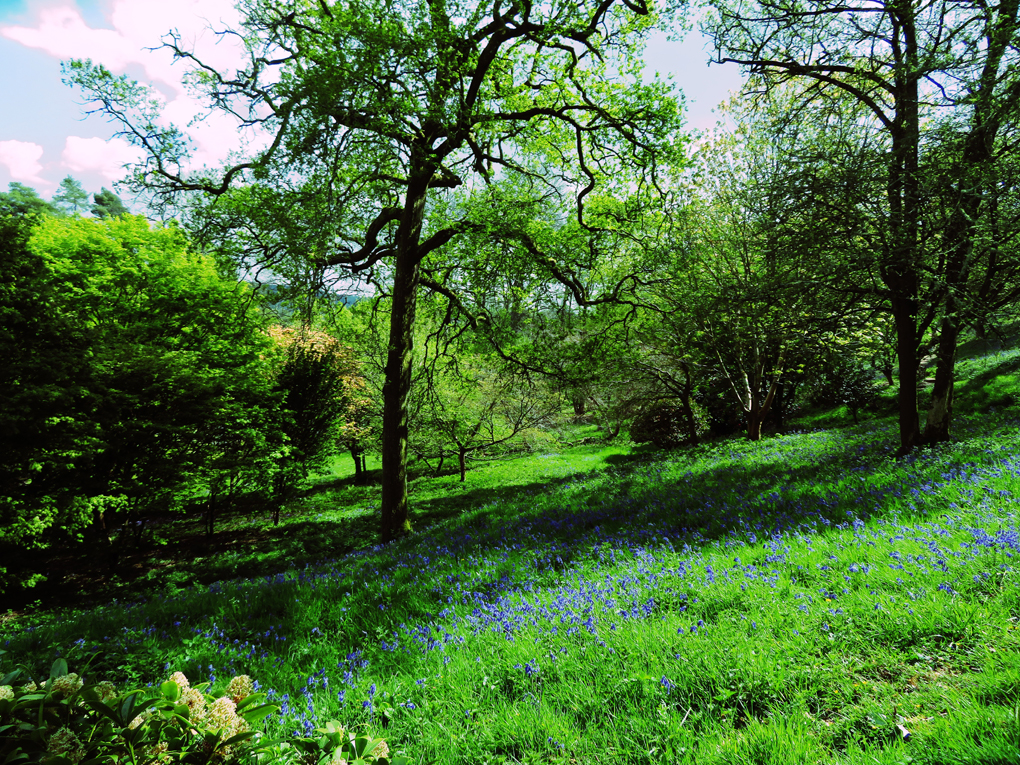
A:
[2, 0, 1020, 763]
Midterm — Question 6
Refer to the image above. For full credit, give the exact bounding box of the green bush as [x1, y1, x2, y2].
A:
[0, 214, 286, 591]
[0, 659, 405, 765]
[629, 401, 706, 447]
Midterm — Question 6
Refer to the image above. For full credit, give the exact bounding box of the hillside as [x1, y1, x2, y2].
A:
[3, 346, 1020, 764]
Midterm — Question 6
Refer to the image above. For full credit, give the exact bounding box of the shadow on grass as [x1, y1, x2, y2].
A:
[10, 414, 1011, 688]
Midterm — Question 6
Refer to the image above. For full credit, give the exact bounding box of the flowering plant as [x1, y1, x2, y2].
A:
[290, 720, 408, 765]
[0, 659, 280, 765]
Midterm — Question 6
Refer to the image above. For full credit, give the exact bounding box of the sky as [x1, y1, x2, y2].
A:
[0, 0, 745, 203]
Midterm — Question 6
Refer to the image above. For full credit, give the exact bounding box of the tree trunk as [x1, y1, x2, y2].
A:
[678, 363, 699, 445]
[349, 445, 363, 481]
[206, 493, 216, 538]
[571, 395, 586, 416]
[381, 249, 419, 542]
[459, 449, 467, 482]
[890, 295, 921, 454]
[746, 359, 782, 441]
[924, 315, 958, 443]
[883, 0, 924, 456]
[746, 385, 778, 441]
[380, 170, 430, 543]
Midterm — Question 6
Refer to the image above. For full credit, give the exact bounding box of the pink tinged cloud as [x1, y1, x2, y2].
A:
[0, 140, 46, 185]
[62, 136, 142, 183]
[2, 6, 140, 72]
[2, 0, 250, 174]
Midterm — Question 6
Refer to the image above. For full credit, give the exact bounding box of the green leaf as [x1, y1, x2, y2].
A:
[1, 671, 22, 686]
[238, 704, 279, 725]
[159, 680, 180, 703]
[82, 699, 123, 725]
[13, 693, 47, 705]
[221, 731, 257, 747]
[117, 692, 148, 725]
[49, 659, 68, 680]
[236, 692, 267, 711]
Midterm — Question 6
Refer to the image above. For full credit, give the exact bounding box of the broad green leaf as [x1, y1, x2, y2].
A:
[238, 704, 279, 725]
[221, 731, 257, 747]
[159, 680, 180, 703]
[49, 659, 68, 680]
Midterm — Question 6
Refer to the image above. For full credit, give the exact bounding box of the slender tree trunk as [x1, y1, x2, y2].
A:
[746, 377, 781, 441]
[924, 313, 958, 443]
[350, 446, 364, 482]
[380, 169, 430, 543]
[459, 449, 467, 482]
[882, 1, 924, 456]
[890, 295, 921, 453]
[745, 354, 783, 441]
[206, 494, 216, 538]
[679, 363, 699, 445]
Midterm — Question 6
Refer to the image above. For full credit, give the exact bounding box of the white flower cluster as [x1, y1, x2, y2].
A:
[167, 672, 206, 723]
[164, 671, 254, 760]
[47, 727, 86, 763]
[226, 675, 254, 703]
[95, 681, 118, 702]
[51, 673, 84, 698]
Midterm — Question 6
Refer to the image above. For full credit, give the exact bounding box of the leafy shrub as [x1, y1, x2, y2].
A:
[268, 327, 369, 509]
[629, 401, 706, 448]
[0, 659, 404, 765]
[812, 357, 881, 423]
[1, 214, 283, 590]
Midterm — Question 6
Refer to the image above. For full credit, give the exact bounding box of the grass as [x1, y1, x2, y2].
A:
[3, 352, 1020, 763]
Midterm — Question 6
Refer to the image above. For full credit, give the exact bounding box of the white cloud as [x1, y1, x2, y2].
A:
[2, 6, 139, 72]
[1, 0, 249, 176]
[0, 140, 46, 184]
[62, 135, 142, 183]
[1, 1, 244, 91]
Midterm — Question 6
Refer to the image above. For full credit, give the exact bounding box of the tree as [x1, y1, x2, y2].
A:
[417, 354, 560, 482]
[814, 353, 881, 425]
[702, 0, 1020, 452]
[91, 187, 129, 218]
[69, 0, 684, 541]
[0, 183, 56, 218]
[268, 325, 368, 513]
[667, 95, 871, 440]
[14, 215, 275, 571]
[918, 1, 1020, 442]
[52, 176, 90, 216]
[0, 214, 94, 591]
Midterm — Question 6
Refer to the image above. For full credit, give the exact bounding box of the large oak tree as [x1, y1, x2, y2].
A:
[69, 0, 684, 540]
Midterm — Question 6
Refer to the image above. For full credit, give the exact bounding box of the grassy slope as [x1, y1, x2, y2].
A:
[3, 348, 1020, 763]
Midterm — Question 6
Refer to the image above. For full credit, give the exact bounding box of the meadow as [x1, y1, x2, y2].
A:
[3, 347, 1020, 764]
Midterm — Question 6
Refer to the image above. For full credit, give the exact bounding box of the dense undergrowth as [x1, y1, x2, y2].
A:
[3, 348, 1020, 763]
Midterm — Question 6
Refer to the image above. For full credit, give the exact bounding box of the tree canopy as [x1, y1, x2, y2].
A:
[69, 0, 686, 540]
